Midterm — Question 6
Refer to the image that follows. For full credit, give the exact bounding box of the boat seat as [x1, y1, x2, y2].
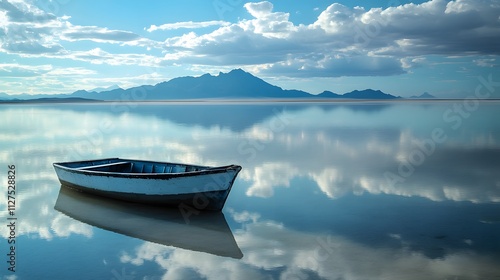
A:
[76, 161, 130, 170]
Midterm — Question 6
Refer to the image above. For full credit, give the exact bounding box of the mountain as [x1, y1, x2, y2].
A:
[63, 69, 313, 100]
[316, 91, 342, 98]
[150, 69, 311, 99]
[0, 92, 9, 100]
[343, 89, 400, 99]
[314, 89, 399, 99]
[1, 69, 400, 101]
[89, 84, 122, 93]
[75, 69, 398, 100]
[410, 92, 436, 99]
[0, 97, 99, 103]
[0, 92, 72, 100]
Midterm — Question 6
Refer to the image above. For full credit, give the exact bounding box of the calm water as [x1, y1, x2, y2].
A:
[1, 101, 500, 280]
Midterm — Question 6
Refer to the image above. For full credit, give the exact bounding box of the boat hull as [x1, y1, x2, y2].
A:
[53, 158, 242, 211]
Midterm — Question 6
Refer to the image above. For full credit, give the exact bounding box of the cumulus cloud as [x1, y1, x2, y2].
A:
[244, 2, 274, 18]
[0, 0, 63, 55]
[369, 0, 500, 56]
[260, 54, 406, 77]
[313, 3, 364, 34]
[159, 0, 500, 77]
[241, 1, 295, 38]
[1, 0, 499, 79]
[0, 0, 149, 59]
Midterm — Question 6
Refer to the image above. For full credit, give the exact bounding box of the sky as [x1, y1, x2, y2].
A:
[0, 0, 499, 98]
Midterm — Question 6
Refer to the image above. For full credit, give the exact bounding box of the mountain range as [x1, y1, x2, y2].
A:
[0, 69, 435, 101]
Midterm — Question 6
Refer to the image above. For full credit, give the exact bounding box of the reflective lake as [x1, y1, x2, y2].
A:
[1, 101, 500, 280]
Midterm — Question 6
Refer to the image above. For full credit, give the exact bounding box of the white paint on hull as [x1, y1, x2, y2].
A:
[54, 166, 240, 196]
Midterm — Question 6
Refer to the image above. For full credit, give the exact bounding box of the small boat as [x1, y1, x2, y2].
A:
[54, 186, 243, 259]
[53, 158, 242, 211]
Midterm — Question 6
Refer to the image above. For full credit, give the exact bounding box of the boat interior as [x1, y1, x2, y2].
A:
[68, 159, 208, 174]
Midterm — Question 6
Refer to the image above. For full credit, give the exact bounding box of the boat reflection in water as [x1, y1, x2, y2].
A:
[54, 185, 243, 259]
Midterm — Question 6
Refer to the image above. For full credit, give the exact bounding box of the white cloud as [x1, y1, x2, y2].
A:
[372, 0, 500, 56]
[0, 0, 62, 55]
[46, 67, 96, 76]
[158, 0, 500, 77]
[0, 0, 152, 59]
[146, 20, 230, 32]
[1, 0, 499, 82]
[259, 54, 406, 77]
[0, 63, 52, 77]
[0, 0, 56, 24]
[61, 24, 140, 43]
[445, 0, 490, 13]
[244, 2, 274, 18]
[64, 48, 161, 67]
[314, 3, 364, 34]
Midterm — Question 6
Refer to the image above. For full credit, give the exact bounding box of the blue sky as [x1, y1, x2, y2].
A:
[0, 0, 499, 97]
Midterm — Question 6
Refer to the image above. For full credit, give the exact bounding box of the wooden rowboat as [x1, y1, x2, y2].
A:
[53, 158, 242, 211]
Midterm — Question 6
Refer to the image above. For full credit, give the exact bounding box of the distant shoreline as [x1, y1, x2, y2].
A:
[2, 98, 500, 105]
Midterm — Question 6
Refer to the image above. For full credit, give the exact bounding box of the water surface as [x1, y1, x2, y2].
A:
[1, 101, 500, 279]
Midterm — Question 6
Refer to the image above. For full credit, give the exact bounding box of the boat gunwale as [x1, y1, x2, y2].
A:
[53, 157, 242, 179]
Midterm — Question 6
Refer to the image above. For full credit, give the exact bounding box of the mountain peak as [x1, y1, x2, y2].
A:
[228, 68, 245, 74]
[410, 92, 436, 99]
[317, 90, 341, 98]
[343, 89, 398, 99]
[220, 68, 251, 77]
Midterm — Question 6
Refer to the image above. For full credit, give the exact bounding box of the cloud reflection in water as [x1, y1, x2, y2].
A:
[0, 102, 499, 279]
